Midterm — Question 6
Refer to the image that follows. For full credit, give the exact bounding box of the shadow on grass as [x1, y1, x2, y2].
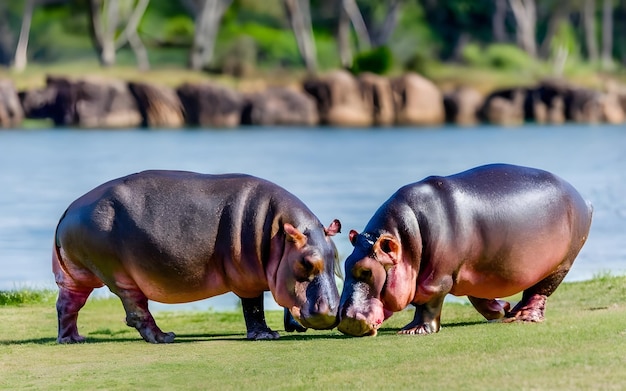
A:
[0, 320, 488, 345]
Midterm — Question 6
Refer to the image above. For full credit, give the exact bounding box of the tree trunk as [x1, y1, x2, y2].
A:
[538, 3, 570, 59]
[492, 0, 507, 42]
[115, 0, 150, 70]
[337, 5, 352, 68]
[601, 0, 613, 69]
[583, 0, 598, 62]
[284, 0, 317, 74]
[341, 0, 370, 51]
[13, 0, 35, 72]
[88, 0, 119, 67]
[101, 0, 119, 67]
[508, 0, 537, 57]
[371, 0, 401, 47]
[189, 0, 232, 71]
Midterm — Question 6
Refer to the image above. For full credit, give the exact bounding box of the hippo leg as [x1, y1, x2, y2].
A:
[116, 288, 175, 343]
[468, 297, 511, 321]
[504, 267, 570, 323]
[284, 308, 307, 333]
[241, 294, 280, 340]
[56, 286, 93, 343]
[398, 295, 445, 335]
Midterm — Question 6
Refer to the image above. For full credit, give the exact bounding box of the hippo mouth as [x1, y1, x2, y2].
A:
[337, 297, 389, 337]
[290, 306, 338, 330]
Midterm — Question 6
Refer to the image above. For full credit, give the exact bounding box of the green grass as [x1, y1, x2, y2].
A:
[1, 275, 625, 390]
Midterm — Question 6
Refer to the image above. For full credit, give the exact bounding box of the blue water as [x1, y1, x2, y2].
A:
[1, 124, 624, 311]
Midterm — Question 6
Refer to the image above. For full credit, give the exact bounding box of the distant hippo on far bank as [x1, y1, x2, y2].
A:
[338, 164, 592, 337]
[53, 170, 341, 343]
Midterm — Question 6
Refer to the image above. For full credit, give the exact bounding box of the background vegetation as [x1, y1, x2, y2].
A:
[1, 274, 625, 390]
[2, 0, 626, 92]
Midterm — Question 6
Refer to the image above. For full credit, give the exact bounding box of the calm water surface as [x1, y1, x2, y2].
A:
[1, 124, 624, 311]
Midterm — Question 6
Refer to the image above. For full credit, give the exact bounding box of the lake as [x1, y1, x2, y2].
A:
[1, 124, 624, 311]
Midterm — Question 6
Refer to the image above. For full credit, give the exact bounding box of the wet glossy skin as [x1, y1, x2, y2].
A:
[53, 170, 341, 343]
[338, 164, 592, 337]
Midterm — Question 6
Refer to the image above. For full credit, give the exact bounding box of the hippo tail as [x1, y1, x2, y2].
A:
[54, 208, 70, 248]
[52, 208, 72, 286]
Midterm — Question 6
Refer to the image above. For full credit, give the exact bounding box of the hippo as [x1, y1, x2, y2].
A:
[53, 170, 341, 343]
[337, 164, 592, 337]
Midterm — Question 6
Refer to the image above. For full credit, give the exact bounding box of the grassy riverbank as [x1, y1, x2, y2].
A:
[1, 274, 625, 390]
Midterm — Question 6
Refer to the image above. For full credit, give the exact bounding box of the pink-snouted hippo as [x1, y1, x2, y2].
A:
[53, 170, 342, 343]
[337, 164, 592, 337]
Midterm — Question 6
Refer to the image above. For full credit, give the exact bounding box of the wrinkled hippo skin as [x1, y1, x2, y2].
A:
[338, 164, 592, 337]
[53, 170, 341, 343]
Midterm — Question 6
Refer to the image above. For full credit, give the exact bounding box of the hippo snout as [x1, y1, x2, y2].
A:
[338, 315, 378, 337]
[337, 293, 387, 337]
[297, 295, 339, 329]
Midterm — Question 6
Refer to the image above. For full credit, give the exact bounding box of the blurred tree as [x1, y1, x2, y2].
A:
[601, 0, 613, 69]
[187, 0, 232, 71]
[0, 3, 15, 66]
[508, 0, 537, 57]
[284, 0, 317, 72]
[492, 0, 508, 42]
[583, 0, 598, 62]
[419, 0, 495, 61]
[88, 0, 150, 69]
[337, 0, 371, 68]
[13, 0, 36, 72]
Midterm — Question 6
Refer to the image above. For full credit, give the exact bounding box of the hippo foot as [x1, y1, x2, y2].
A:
[398, 323, 437, 335]
[285, 320, 308, 333]
[246, 329, 280, 340]
[140, 330, 176, 344]
[284, 308, 308, 333]
[503, 294, 547, 323]
[57, 334, 86, 344]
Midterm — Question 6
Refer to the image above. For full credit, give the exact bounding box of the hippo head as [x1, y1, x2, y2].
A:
[337, 230, 417, 336]
[270, 219, 342, 330]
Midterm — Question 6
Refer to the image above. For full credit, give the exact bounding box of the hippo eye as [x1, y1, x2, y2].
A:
[295, 257, 322, 282]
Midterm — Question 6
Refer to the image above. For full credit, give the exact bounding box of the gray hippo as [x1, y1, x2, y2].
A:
[53, 170, 341, 343]
[337, 164, 592, 337]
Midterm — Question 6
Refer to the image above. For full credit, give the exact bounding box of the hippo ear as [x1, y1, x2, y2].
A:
[349, 230, 359, 246]
[324, 219, 341, 236]
[284, 223, 307, 248]
[376, 236, 400, 264]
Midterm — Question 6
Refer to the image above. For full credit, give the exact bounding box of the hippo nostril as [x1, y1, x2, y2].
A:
[315, 298, 330, 315]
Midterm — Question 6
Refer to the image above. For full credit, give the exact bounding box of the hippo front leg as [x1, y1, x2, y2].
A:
[399, 295, 445, 335]
[116, 288, 175, 343]
[241, 294, 280, 340]
[284, 308, 307, 333]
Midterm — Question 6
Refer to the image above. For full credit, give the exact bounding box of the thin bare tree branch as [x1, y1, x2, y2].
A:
[13, 0, 36, 72]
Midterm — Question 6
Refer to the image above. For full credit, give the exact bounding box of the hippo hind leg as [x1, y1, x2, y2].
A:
[116, 287, 175, 343]
[284, 308, 307, 333]
[504, 266, 570, 323]
[57, 286, 93, 343]
[468, 297, 511, 321]
[241, 294, 280, 340]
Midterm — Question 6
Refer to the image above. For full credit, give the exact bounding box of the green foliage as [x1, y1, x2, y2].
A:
[550, 19, 582, 61]
[349, 46, 394, 75]
[219, 23, 301, 68]
[485, 43, 535, 70]
[161, 16, 195, 46]
[462, 43, 535, 71]
[0, 289, 56, 305]
[460, 42, 486, 67]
